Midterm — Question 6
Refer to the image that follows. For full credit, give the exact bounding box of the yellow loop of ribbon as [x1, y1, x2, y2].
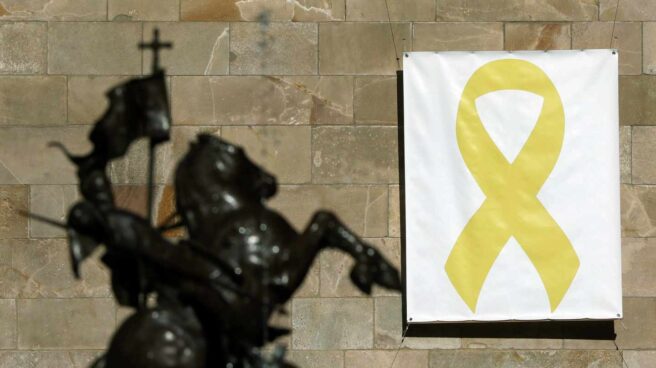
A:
[444, 59, 580, 313]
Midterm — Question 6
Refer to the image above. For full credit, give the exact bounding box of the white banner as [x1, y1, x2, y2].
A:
[403, 50, 621, 322]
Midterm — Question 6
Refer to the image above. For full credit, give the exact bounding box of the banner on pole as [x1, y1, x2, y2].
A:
[403, 50, 621, 322]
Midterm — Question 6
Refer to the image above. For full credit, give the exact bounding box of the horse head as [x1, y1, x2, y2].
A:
[175, 134, 277, 239]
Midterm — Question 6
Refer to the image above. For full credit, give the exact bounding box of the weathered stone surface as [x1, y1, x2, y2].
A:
[345, 350, 428, 368]
[462, 337, 562, 350]
[619, 76, 656, 125]
[269, 185, 388, 237]
[0, 238, 110, 298]
[0, 0, 107, 21]
[0, 22, 46, 74]
[413, 22, 503, 51]
[623, 238, 656, 296]
[0, 186, 27, 239]
[616, 297, 656, 349]
[632, 126, 656, 184]
[572, 22, 641, 75]
[292, 298, 373, 349]
[109, 126, 219, 184]
[48, 22, 142, 75]
[621, 185, 656, 237]
[0, 299, 15, 348]
[0, 127, 91, 184]
[294, 260, 320, 297]
[68, 76, 132, 124]
[429, 350, 621, 368]
[319, 239, 398, 298]
[354, 76, 397, 125]
[601, 0, 656, 21]
[346, 0, 435, 21]
[505, 23, 571, 50]
[17, 298, 115, 349]
[436, 0, 598, 21]
[174, 76, 329, 125]
[0, 351, 103, 368]
[624, 351, 656, 367]
[644, 23, 656, 75]
[312, 127, 398, 184]
[222, 126, 311, 184]
[230, 22, 317, 75]
[319, 23, 411, 75]
[144, 22, 228, 75]
[181, 0, 345, 21]
[109, 0, 179, 20]
[621, 126, 631, 183]
[285, 76, 354, 124]
[29, 185, 78, 238]
[389, 185, 400, 237]
[0, 76, 66, 126]
[287, 351, 344, 368]
[562, 338, 616, 349]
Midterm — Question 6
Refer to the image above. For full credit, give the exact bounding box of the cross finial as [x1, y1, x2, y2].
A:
[139, 28, 172, 74]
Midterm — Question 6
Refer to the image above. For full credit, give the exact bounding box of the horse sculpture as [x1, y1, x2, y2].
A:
[29, 30, 402, 368]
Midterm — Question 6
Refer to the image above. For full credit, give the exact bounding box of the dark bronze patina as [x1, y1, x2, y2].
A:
[29, 30, 402, 368]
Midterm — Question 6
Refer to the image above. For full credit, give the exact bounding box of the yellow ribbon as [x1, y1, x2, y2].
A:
[444, 59, 579, 313]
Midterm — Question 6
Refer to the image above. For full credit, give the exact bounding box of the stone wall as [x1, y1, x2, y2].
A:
[0, 0, 653, 367]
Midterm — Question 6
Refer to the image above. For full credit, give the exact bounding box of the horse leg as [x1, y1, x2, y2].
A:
[289, 211, 401, 295]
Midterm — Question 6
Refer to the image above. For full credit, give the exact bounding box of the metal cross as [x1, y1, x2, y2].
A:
[139, 28, 172, 74]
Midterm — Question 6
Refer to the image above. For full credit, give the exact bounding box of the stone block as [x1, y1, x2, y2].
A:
[144, 22, 229, 75]
[109, 0, 179, 20]
[230, 22, 317, 75]
[29, 185, 78, 238]
[429, 350, 621, 368]
[619, 76, 656, 125]
[312, 127, 399, 184]
[623, 238, 656, 296]
[572, 22, 641, 75]
[505, 23, 571, 50]
[173, 76, 323, 125]
[222, 126, 311, 184]
[615, 297, 656, 349]
[284, 76, 354, 124]
[632, 126, 656, 184]
[346, 0, 435, 21]
[0, 22, 46, 74]
[0, 76, 66, 126]
[413, 22, 503, 51]
[0, 0, 106, 20]
[292, 298, 373, 349]
[621, 184, 656, 237]
[68, 76, 133, 124]
[0, 300, 15, 348]
[181, 0, 345, 21]
[0, 238, 110, 298]
[0, 351, 103, 368]
[354, 76, 397, 125]
[601, 0, 656, 21]
[0, 186, 27, 239]
[269, 185, 388, 237]
[319, 23, 410, 75]
[644, 23, 656, 75]
[0, 127, 92, 184]
[287, 350, 344, 368]
[17, 298, 115, 349]
[48, 22, 142, 75]
[389, 185, 400, 237]
[621, 126, 631, 183]
[624, 350, 656, 367]
[345, 350, 428, 368]
[436, 0, 598, 21]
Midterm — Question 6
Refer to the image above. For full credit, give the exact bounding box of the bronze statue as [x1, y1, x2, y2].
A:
[28, 30, 401, 368]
